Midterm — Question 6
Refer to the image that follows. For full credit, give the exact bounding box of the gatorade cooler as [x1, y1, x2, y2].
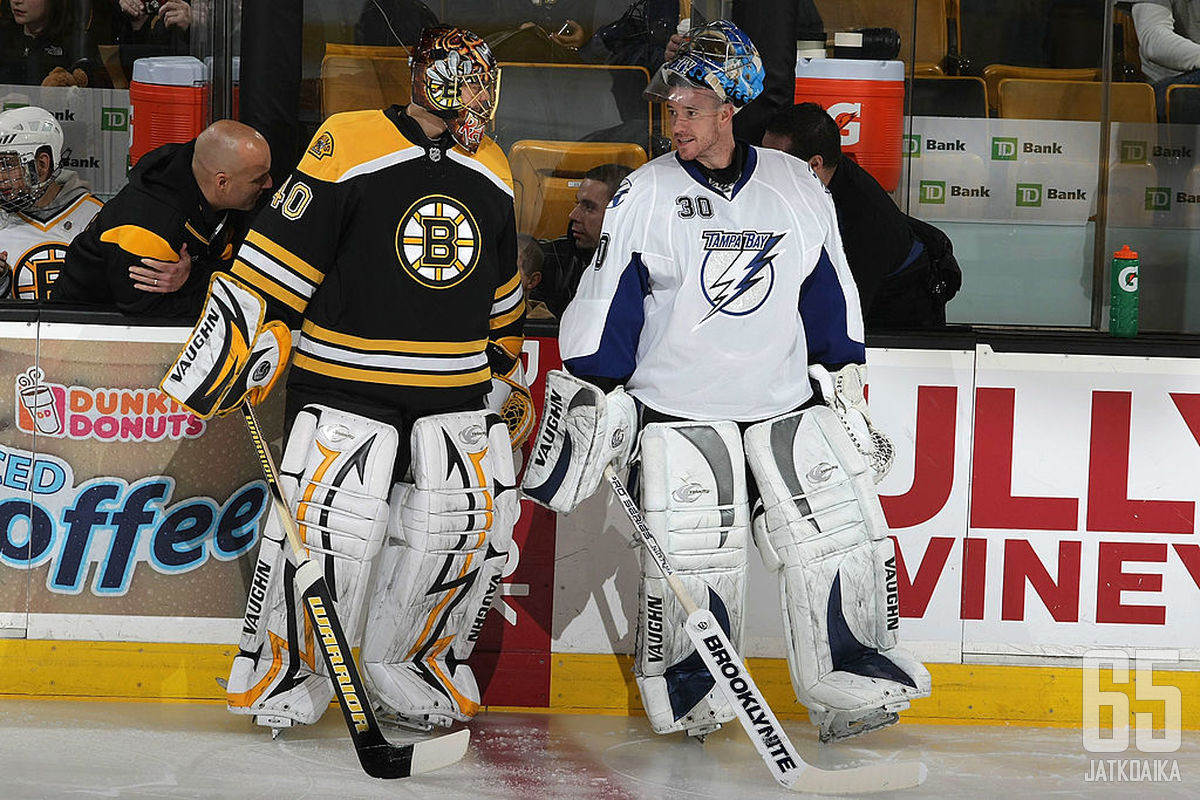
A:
[794, 57, 905, 191]
[129, 56, 208, 165]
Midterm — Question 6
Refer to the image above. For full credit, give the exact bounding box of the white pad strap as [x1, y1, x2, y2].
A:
[225, 404, 398, 726]
[745, 406, 930, 727]
[362, 411, 518, 727]
[635, 420, 750, 735]
[521, 369, 637, 513]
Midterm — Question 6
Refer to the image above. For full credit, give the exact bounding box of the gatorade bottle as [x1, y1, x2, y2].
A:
[1110, 245, 1139, 338]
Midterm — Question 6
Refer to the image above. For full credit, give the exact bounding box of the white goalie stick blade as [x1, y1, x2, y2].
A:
[685, 610, 926, 795]
[603, 466, 925, 795]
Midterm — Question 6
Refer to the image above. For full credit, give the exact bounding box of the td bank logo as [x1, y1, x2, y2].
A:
[992, 137, 1018, 161]
[101, 107, 129, 132]
[1145, 187, 1171, 211]
[1120, 140, 1147, 163]
[1016, 183, 1042, 207]
[918, 180, 945, 204]
[902, 134, 921, 158]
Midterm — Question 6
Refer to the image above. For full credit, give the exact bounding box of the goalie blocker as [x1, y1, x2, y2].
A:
[521, 370, 638, 514]
[160, 273, 290, 419]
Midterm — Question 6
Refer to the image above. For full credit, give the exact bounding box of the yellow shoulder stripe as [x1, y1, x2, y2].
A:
[298, 110, 418, 183]
[472, 137, 514, 190]
[99, 225, 178, 261]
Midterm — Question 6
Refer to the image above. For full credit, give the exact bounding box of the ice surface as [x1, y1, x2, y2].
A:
[0, 699, 1195, 799]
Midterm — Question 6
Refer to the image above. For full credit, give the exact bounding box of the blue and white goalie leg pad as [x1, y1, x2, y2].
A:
[225, 404, 397, 730]
[635, 421, 750, 737]
[745, 406, 931, 743]
[361, 411, 518, 730]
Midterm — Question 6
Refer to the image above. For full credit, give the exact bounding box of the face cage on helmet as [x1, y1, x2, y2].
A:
[0, 151, 47, 212]
[434, 68, 502, 153]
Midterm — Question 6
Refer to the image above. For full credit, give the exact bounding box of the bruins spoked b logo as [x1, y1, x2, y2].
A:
[395, 194, 480, 288]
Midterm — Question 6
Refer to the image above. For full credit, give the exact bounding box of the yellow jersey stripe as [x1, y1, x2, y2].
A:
[494, 271, 521, 299]
[293, 352, 490, 387]
[245, 230, 324, 284]
[231, 261, 307, 313]
[301, 320, 488, 355]
[490, 301, 525, 329]
[184, 222, 211, 245]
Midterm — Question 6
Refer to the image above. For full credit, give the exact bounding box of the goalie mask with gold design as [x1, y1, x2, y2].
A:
[410, 26, 500, 154]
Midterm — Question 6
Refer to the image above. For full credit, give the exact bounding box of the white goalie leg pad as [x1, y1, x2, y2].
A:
[745, 406, 931, 741]
[225, 404, 397, 728]
[362, 411, 518, 729]
[634, 421, 750, 736]
[521, 369, 637, 513]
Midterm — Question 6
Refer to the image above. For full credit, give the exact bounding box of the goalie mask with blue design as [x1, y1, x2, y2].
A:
[645, 20, 764, 111]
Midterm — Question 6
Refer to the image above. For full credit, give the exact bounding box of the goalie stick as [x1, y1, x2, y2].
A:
[240, 403, 469, 779]
[603, 465, 926, 795]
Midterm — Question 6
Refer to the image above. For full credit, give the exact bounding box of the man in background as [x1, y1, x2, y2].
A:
[53, 119, 272, 317]
[537, 161, 631, 316]
[763, 102, 957, 329]
[1132, 0, 1200, 120]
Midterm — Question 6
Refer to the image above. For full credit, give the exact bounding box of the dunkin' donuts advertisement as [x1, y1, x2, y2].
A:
[0, 320, 556, 707]
[0, 323, 276, 637]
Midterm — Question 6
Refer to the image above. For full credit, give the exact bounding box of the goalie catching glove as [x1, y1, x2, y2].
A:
[160, 273, 291, 418]
[484, 350, 535, 450]
[809, 363, 894, 482]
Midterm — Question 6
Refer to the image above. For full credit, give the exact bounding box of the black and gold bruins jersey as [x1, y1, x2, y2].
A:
[231, 105, 524, 414]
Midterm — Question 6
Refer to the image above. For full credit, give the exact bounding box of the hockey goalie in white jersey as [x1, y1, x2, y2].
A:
[522, 21, 930, 743]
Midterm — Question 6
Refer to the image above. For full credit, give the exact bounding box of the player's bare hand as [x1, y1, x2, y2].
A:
[549, 19, 585, 49]
[665, 33, 686, 62]
[131, 243, 190, 293]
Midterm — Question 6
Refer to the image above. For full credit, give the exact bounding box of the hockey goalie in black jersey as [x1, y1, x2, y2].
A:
[160, 26, 532, 737]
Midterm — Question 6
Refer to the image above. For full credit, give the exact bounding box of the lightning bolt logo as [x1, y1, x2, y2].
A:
[698, 231, 784, 324]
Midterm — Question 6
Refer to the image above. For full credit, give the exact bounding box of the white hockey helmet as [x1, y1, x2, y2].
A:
[0, 106, 64, 212]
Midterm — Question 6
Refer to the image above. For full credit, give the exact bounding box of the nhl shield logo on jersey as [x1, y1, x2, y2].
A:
[307, 131, 334, 160]
[697, 230, 784, 323]
[14, 242, 67, 300]
[394, 194, 481, 289]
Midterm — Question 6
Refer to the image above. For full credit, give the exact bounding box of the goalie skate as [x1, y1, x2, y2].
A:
[813, 704, 905, 743]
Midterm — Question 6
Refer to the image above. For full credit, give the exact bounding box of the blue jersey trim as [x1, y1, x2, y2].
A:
[675, 141, 757, 200]
[799, 246, 865, 366]
[563, 253, 650, 381]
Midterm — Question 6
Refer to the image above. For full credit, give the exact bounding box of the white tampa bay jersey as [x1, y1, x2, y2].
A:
[559, 146, 865, 422]
[0, 188, 102, 300]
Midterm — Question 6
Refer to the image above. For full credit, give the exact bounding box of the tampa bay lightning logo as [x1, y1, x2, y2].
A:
[697, 230, 784, 323]
[609, 178, 631, 209]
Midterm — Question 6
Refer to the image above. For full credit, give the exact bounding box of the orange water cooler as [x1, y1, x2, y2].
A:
[794, 58, 905, 191]
[129, 56, 208, 166]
